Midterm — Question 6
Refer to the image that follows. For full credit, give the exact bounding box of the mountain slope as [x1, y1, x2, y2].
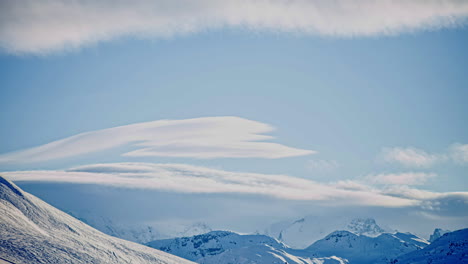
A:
[147, 230, 347, 264]
[197, 245, 348, 264]
[305, 230, 428, 264]
[0, 176, 194, 264]
[392, 228, 468, 264]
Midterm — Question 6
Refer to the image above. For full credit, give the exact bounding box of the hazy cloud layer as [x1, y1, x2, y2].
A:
[1, 0, 468, 54]
[2, 162, 417, 207]
[381, 185, 468, 217]
[450, 143, 468, 164]
[0, 117, 314, 164]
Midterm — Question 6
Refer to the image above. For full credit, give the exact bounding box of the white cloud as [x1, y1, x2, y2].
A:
[381, 147, 440, 168]
[0, 117, 314, 164]
[366, 172, 436, 185]
[1, 162, 417, 207]
[450, 143, 468, 164]
[1, 0, 468, 54]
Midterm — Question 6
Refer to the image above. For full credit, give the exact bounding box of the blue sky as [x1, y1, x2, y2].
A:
[1, 0, 468, 234]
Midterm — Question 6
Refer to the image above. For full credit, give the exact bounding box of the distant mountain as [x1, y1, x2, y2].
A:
[71, 212, 212, 244]
[0, 176, 193, 264]
[146, 230, 347, 264]
[429, 228, 451, 243]
[305, 230, 429, 264]
[391, 228, 468, 264]
[266, 216, 392, 248]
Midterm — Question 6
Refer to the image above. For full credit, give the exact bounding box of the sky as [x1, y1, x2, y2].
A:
[1, 0, 468, 236]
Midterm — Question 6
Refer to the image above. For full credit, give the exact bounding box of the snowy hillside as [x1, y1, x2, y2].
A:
[197, 245, 348, 264]
[392, 228, 468, 264]
[147, 230, 347, 264]
[266, 216, 391, 249]
[305, 230, 429, 264]
[0, 176, 194, 264]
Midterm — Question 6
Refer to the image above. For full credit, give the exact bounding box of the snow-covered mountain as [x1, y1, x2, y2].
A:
[146, 230, 347, 264]
[266, 216, 392, 248]
[392, 228, 468, 264]
[305, 230, 429, 264]
[429, 228, 451, 243]
[0, 176, 194, 264]
[147, 231, 287, 261]
[147, 227, 434, 264]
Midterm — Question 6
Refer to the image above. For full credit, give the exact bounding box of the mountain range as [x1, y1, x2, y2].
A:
[1, 175, 466, 264]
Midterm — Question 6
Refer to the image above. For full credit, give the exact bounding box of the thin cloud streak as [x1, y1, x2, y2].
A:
[1, 0, 468, 54]
[365, 172, 437, 185]
[2, 162, 417, 207]
[0, 117, 314, 164]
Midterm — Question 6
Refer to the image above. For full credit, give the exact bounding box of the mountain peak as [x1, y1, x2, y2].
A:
[346, 217, 386, 237]
[429, 228, 451, 243]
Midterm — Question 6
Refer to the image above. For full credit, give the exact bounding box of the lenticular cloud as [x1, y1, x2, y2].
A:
[0, 116, 314, 164]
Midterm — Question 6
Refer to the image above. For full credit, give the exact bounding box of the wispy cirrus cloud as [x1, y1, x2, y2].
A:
[381, 147, 440, 168]
[1, 0, 468, 54]
[380, 144, 468, 168]
[1, 162, 416, 207]
[306, 159, 340, 172]
[365, 172, 437, 185]
[0, 117, 314, 164]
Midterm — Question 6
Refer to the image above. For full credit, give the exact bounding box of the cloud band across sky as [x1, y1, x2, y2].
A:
[0, 162, 414, 207]
[1, 0, 468, 54]
[3, 162, 468, 214]
[0, 117, 314, 164]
